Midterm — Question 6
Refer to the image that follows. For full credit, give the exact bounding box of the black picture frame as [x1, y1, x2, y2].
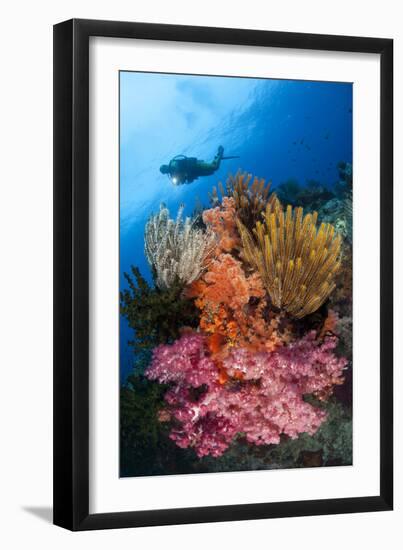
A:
[53, 18, 393, 531]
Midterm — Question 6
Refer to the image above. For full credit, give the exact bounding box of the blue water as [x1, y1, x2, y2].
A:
[119, 71, 352, 382]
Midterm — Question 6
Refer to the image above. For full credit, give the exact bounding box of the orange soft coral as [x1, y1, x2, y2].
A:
[202, 197, 241, 254]
[186, 253, 290, 362]
[319, 309, 339, 340]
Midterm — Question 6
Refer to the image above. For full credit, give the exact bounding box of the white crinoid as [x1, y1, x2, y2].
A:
[144, 204, 215, 290]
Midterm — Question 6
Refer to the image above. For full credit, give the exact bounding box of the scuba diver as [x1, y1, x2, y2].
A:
[160, 146, 239, 185]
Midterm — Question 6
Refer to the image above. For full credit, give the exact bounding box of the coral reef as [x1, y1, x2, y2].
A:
[275, 178, 301, 207]
[146, 332, 347, 458]
[331, 244, 352, 306]
[343, 193, 353, 242]
[120, 373, 199, 476]
[238, 203, 342, 318]
[336, 315, 353, 360]
[335, 161, 352, 196]
[257, 398, 352, 468]
[186, 253, 290, 361]
[198, 399, 352, 472]
[318, 194, 352, 244]
[202, 196, 240, 253]
[294, 180, 335, 211]
[318, 308, 339, 340]
[210, 171, 281, 230]
[145, 204, 215, 290]
[120, 266, 199, 354]
[122, 168, 352, 474]
[276, 178, 334, 210]
[120, 374, 167, 475]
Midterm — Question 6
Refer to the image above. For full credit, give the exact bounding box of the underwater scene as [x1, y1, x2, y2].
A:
[119, 71, 353, 477]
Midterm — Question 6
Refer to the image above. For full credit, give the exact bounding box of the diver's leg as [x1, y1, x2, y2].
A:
[211, 146, 224, 170]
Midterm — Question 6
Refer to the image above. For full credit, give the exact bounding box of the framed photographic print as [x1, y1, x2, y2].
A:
[53, 19, 393, 530]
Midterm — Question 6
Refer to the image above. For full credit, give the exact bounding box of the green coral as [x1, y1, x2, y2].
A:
[120, 374, 167, 476]
[120, 373, 199, 476]
[120, 266, 199, 355]
[120, 267, 203, 476]
[121, 374, 166, 453]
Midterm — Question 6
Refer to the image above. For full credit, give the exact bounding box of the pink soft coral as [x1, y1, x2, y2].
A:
[146, 332, 348, 458]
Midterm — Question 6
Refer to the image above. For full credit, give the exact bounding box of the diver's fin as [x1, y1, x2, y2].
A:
[221, 155, 240, 160]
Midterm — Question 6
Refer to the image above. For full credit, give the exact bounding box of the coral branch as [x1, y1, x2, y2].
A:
[210, 170, 281, 230]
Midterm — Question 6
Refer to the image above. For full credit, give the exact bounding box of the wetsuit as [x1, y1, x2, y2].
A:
[166, 146, 224, 184]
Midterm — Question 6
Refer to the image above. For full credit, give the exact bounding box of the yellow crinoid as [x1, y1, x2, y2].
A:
[237, 203, 342, 319]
